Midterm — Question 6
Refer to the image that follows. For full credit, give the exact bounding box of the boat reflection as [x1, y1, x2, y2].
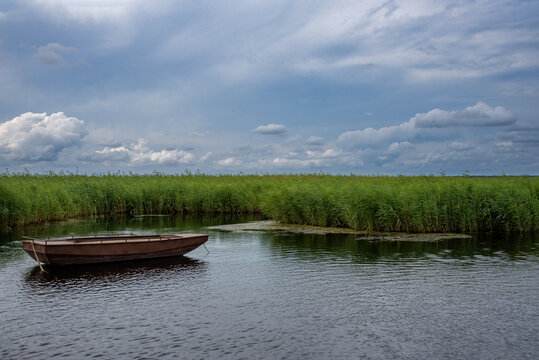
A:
[24, 255, 207, 286]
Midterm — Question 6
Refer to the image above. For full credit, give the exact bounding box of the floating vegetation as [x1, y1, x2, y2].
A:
[1, 173, 537, 233]
[206, 220, 471, 241]
[206, 220, 364, 234]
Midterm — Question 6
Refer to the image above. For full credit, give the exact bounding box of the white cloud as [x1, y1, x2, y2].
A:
[412, 102, 516, 128]
[338, 120, 416, 148]
[262, 147, 346, 169]
[387, 141, 414, 154]
[252, 123, 287, 135]
[147, 149, 192, 166]
[338, 102, 517, 148]
[90, 138, 195, 165]
[306, 148, 340, 158]
[200, 152, 212, 162]
[34, 43, 77, 65]
[216, 157, 242, 167]
[272, 157, 321, 167]
[0, 112, 88, 161]
[95, 146, 131, 161]
[2, 102, 532, 174]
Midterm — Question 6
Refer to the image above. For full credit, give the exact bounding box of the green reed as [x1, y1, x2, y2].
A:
[1, 173, 537, 233]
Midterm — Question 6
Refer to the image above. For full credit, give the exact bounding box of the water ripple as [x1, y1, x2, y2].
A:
[1, 228, 537, 359]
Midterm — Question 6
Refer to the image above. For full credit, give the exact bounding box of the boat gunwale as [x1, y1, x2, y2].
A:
[23, 233, 139, 240]
[22, 233, 206, 246]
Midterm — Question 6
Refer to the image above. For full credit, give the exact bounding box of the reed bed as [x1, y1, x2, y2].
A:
[1, 173, 537, 233]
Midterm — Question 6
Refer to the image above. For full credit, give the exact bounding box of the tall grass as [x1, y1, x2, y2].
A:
[1, 173, 537, 233]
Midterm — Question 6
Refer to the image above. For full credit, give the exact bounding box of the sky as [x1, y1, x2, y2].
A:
[0, 0, 538, 175]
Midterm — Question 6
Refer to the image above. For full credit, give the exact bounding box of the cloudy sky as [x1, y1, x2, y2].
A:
[0, 0, 538, 175]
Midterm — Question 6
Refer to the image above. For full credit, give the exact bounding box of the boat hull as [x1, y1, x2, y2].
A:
[22, 234, 208, 266]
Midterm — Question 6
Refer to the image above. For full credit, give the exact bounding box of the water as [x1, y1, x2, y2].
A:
[1, 216, 538, 359]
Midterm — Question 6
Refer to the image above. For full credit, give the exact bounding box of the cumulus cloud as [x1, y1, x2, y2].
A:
[262, 147, 345, 169]
[323, 101, 539, 173]
[95, 146, 131, 162]
[412, 102, 516, 128]
[338, 102, 516, 148]
[89, 138, 195, 165]
[216, 157, 242, 167]
[338, 120, 416, 148]
[387, 141, 414, 154]
[272, 157, 322, 168]
[0, 112, 88, 161]
[252, 123, 287, 135]
[34, 43, 76, 65]
[306, 148, 340, 159]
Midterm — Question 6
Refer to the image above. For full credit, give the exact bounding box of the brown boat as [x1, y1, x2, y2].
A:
[22, 233, 209, 266]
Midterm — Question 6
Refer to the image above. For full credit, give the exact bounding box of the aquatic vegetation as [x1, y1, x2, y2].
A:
[0, 173, 537, 233]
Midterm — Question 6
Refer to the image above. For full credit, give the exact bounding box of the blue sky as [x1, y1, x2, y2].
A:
[0, 0, 538, 175]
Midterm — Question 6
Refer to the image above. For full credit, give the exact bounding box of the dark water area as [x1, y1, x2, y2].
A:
[1, 216, 538, 359]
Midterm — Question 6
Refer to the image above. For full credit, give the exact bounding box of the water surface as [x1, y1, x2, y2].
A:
[1, 216, 537, 359]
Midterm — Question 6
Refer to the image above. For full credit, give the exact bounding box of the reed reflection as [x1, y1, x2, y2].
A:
[261, 232, 537, 263]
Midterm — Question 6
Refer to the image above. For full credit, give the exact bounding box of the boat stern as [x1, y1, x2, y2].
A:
[22, 240, 51, 265]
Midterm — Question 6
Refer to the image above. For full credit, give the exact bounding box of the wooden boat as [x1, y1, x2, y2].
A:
[22, 233, 208, 266]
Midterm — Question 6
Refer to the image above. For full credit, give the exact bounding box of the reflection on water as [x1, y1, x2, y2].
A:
[3, 213, 257, 238]
[1, 215, 538, 360]
[263, 231, 537, 263]
[24, 256, 206, 287]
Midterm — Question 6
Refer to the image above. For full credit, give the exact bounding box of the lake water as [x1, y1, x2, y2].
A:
[1, 216, 538, 359]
